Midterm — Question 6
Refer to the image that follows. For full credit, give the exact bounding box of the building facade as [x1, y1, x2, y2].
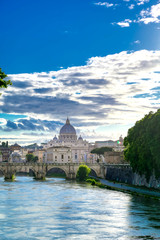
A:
[33, 149, 46, 163]
[47, 146, 72, 163]
[95, 135, 124, 152]
[45, 118, 96, 163]
[10, 143, 21, 152]
[104, 151, 124, 164]
[0, 147, 11, 162]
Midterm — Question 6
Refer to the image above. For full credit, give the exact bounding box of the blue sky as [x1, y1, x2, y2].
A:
[0, 0, 160, 145]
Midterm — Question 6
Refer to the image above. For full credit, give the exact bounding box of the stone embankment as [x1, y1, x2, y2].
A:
[98, 178, 160, 199]
[105, 164, 160, 189]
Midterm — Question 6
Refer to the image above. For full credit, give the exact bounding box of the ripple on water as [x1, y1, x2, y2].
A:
[0, 177, 160, 240]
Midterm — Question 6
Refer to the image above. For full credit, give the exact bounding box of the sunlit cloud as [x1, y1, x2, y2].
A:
[138, 3, 160, 24]
[1, 50, 160, 143]
[113, 2, 160, 27]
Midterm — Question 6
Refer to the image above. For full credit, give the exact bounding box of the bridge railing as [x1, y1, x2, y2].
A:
[103, 163, 131, 169]
[0, 162, 101, 166]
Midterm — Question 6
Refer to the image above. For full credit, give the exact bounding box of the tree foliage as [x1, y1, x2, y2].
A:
[0, 68, 12, 89]
[124, 110, 160, 181]
[76, 164, 91, 181]
[0, 141, 9, 148]
[26, 153, 38, 163]
[91, 147, 113, 155]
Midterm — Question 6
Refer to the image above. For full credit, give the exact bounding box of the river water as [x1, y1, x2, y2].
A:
[0, 176, 160, 240]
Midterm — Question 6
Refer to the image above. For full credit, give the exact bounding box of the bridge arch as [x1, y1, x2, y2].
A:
[46, 166, 68, 178]
[13, 166, 29, 176]
[46, 167, 66, 177]
[0, 168, 4, 176]
[89, 168, 98, 177]
[28, 168, 36, 177]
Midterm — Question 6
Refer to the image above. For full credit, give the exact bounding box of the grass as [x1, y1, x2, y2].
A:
[85, 178, 160, 200]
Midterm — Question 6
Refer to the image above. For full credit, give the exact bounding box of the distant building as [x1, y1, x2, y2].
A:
[41, 143, 48, 149]
[10, 143, 21, 152]
[47, 146, 72, 163]
[9, 151, 23, 163]
[95, 135, 124, 152]
[24, 143, 43, 152]
[21, 148, 29, 160]
[95, 140, 117, 148]
[45, 118, 96, 163]
[33, 149, 46, 163]
[104, 151, 124, 164]
[0, 147, 11, 162]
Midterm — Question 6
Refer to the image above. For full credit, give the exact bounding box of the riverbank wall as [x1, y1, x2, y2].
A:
[105, 165, 160, 189]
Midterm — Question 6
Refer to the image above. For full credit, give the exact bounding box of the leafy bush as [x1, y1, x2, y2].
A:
[76, 165, 91, 181]
[86, 178, 96, 185]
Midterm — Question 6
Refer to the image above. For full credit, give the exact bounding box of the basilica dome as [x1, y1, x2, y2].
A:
[60, 118, 76, 135]
[59, 118, 77, 142]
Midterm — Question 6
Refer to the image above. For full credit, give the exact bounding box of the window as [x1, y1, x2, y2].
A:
[61, 154, 64, 159]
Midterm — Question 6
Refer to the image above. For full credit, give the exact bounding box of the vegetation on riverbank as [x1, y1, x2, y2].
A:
[124, 109, 160, 181]
[76, 164, 91, 181]
[4, 174, 15, 181]
[85, 178, 160, 200]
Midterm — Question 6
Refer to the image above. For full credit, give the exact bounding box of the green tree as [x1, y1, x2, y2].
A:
[34, 156, 39, 162]
[26, 153, 38, 163]
[1, 142, 6, 147]
[124, 109, 160, 181]
[91, 147, 113, 155]
[76, 164, 91, 181]
[0, 68, 12, 89]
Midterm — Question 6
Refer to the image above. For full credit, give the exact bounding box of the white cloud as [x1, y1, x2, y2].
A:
[113, 2, 160, 27]
[134, 40, 141, 44]
[123, 0, 149, 5]
[128, 4, 135, 9]
[115, 19, 132, 27]
[1, 50, 160, 141]
[150, 3, 160, 18]
[0, 118, 7, 126]
[137, 0, 150, 6]
[94, 2, 114, 8]
[138, 3, 160, 24]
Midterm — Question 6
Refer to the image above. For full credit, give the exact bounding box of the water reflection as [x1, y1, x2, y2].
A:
[0, 176, 159, 240]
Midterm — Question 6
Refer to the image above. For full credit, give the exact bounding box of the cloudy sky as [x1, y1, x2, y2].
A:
[0, 0, 160, 145]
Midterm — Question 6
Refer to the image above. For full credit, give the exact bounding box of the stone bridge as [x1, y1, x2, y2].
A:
[0, 162, 105, 180]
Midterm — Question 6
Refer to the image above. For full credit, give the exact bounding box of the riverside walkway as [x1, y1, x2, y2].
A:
[99, 178, 160, 198]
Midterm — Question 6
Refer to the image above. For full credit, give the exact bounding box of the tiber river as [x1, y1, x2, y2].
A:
[0, 176, 160, 240]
